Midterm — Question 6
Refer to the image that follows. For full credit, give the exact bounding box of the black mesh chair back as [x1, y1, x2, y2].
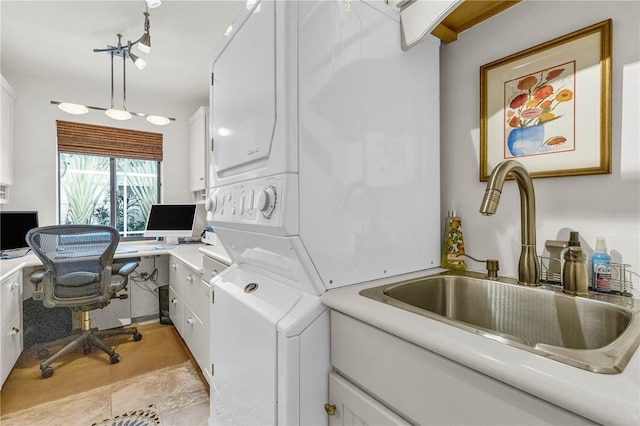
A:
[26, 225, 119, 311]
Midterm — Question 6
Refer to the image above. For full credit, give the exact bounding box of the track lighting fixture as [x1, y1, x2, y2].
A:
[137, 11, 151, 53]
[51, 1, 173, 125]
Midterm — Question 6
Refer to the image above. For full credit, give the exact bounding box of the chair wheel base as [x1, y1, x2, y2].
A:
[133, 333, 142, 341]
[41, 366, 54, 379]
[110, 353, 120, 364]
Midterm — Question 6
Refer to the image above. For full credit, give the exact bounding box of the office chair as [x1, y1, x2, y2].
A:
[26, 225, 142, 378]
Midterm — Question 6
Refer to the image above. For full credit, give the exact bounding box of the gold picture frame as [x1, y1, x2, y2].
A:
[480, 20, 612, 181]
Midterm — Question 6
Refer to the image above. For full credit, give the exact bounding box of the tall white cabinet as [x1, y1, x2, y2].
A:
[1, 75, 15, 204]
[188, 107, 209, 201]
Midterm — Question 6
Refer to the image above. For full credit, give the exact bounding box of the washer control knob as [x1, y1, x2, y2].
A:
[256, 186, 277, 219]
[206, 196, 217, 213]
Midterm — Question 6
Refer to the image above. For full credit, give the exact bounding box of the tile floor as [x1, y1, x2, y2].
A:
[0, 360, 209, 426]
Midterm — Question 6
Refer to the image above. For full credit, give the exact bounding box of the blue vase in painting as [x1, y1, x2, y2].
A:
[507, 125, 545, 156]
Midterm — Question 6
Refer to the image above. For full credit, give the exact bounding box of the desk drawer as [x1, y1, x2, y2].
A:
[181, 267, 202, 316]
[169, 257, 184, 296]
[1, 314, 23, 386]
[1, 271, 21, 331]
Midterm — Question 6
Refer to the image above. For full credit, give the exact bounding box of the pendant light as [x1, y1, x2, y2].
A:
[105, 36, 132, 121]
[51, 1, 174, 125]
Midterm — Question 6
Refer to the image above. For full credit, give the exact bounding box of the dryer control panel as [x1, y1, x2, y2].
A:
[206, 173, 298, 236]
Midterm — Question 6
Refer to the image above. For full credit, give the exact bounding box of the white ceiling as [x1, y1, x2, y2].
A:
[1, 0, 245, 105]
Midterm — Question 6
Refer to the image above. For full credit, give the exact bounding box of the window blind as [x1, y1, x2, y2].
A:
[56, 120, 163, 161]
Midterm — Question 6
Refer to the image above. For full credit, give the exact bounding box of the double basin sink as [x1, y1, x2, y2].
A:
[360, 271, 640, 373]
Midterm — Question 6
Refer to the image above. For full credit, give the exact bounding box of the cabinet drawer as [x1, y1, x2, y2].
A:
[1, 271, 21, 331]
[181, 267, 203, 317]
[1, 314, 23, 386]
[182, 305, 206, 374]
[169, 257, 184, 296]
[202, 255, 226, 283]
[168, 286, 183, 336]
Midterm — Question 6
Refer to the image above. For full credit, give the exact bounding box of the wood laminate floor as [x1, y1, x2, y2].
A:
[0, 321, 209, 425]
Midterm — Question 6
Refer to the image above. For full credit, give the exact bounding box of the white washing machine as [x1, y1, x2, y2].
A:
[206, 0, 441, 424]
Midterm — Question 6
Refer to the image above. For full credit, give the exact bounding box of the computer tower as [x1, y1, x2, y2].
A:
[158, 285, 172, 324]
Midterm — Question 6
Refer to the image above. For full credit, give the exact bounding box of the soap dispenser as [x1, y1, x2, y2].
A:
[561, 231, 589, 297]
[592, 237, 612, 292]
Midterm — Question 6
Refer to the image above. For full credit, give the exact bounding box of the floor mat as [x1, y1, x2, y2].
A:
[1, 322, 190, 414]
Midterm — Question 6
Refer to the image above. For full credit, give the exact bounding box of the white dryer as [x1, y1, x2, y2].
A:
[207, 1, 441, 424]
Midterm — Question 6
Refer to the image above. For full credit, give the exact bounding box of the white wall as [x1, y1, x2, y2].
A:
[1, 67, 203, 226]
[441, 1, 640, 279]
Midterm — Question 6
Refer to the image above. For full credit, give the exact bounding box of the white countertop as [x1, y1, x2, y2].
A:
[198, 238, 232, 266]
[0, 240, 230, 282]
[321, 268, 640, 425]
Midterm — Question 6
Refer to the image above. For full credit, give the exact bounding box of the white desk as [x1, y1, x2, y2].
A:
[0, 238, 231, 388]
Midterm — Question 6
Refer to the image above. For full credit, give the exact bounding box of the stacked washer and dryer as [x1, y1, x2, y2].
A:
[205, 0, 441, 424]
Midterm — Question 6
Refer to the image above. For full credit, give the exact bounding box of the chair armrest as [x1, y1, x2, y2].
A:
[113, 262, 138, 277]
[29, 270, 45, 285]
[109, 261, 139, 295]
[28, 269, 46, 300]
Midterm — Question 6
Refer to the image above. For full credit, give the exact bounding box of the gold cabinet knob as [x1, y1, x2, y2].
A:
[324, 403, 336, 416]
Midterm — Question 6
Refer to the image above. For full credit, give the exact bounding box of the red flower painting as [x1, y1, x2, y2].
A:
[504, 62, 575, 157]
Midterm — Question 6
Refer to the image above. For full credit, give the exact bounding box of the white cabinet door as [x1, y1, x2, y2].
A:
[200, 277, 212, 383]
[182, 304, 206, 375]
[1, 270, 23, 388]
[1, 271, 21, 331]
[328, 372, 410, 426]
[168, 286, 183, 335]
[188, 107, 208, 195]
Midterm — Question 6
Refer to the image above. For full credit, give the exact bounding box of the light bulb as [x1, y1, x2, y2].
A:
[146, 115, 171, 125]
[106, 109, 132, 120]
[138, 34, 151, 53]
[58, 102, 89, 115]
[129, 52, 147, 70]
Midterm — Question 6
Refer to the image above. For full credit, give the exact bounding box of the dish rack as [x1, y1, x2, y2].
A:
[539, 255, 636, 297]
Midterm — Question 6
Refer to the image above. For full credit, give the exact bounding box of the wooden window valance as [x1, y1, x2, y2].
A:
[56, 120, 163, 161]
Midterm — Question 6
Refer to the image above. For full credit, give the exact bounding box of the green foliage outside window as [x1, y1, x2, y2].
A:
[59, 153, 158, 237]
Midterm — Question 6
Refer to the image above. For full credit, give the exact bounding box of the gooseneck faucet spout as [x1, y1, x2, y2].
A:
[480, 160, 539, 286]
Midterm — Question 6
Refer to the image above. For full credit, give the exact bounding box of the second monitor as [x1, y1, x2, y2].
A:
[143, 203, 203, 245]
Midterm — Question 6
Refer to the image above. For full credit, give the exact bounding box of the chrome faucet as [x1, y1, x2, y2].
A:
[479, 160, 539, 286]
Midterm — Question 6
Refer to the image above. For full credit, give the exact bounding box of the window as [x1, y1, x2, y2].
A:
[58, 154, 159, 238]
[56, 121, 163, 238]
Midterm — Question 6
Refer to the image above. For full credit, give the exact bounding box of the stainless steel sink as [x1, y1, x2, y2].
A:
[360, 271, 640, 373]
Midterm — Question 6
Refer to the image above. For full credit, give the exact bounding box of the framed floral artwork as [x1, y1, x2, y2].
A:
[480, 20, 611, 181]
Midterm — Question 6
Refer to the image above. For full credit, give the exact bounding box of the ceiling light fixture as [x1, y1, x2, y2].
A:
[137, 11, 151, 53]
[105, 38, 132, 121]
[50, 2, 174, 125]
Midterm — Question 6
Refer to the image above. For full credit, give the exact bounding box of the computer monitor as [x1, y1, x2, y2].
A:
[0, 211, 39, 256]
[143, 204, 198, 245]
